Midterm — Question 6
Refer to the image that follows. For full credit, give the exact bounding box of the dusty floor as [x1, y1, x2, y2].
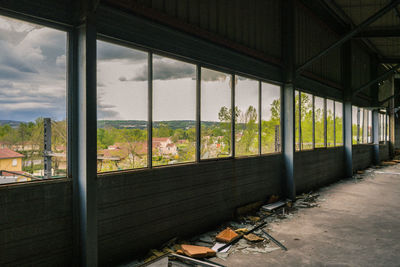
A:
[214, 164, 400, 267]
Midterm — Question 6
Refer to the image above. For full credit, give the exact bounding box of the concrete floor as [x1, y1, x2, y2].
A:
[215, 164, 400, 267]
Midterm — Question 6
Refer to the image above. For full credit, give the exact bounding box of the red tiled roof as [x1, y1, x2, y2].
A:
[0, 148, 24, 159]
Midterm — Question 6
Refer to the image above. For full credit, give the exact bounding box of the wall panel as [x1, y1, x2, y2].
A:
[0, 180, 72, 267]
[97, 155, 282, 265]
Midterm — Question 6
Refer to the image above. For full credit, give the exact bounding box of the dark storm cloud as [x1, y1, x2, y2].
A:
[130, 59, 195, 81]
[97, 102, 120, 118]
[97, 41, 147, 61]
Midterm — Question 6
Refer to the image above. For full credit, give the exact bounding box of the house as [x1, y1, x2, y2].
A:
[152, 137, 178, 155]
[0, 148, 24, 172]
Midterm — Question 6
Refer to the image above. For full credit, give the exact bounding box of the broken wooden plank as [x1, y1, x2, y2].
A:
[261, 201, 286, 212]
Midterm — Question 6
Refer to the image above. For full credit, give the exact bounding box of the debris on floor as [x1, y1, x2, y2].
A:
[130, 192, 326, 266]
[216, 227, 238, 243]
[180, 244, 216, 258]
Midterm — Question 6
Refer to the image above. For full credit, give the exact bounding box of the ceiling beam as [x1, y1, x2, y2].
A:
[352, 64, 400, 96]
[296, 0, 400, 76]
[355, 26, 400, 38]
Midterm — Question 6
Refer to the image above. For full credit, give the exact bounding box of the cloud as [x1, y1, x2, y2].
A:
[118, 76, 127, 82]
[97, 102, 120, 119]
[201, 68, 229, 81]
[97, 40, 147, 61]
[129, 58, 195, 81]
[0, 15, 67, 121]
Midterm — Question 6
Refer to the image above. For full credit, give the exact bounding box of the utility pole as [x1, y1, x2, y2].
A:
[43, 118, 52, 179]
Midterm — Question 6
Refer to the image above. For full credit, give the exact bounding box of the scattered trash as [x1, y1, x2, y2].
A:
[216, 228, 238, 243]
[261, 229, 288, 251]
[261, 200, 287, 212]
[180, 244, 216, 258]
[235, 201, 264, 217]
[169, 253, 225, 267]
[211, 242, 231, 253]
[244, 233, 264, 242]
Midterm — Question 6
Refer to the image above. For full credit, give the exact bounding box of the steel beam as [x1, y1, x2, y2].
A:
[371, 55, 381, 165]
[148, 53, 153, 168]
[342, 42, 353, 177]
[355, 26, 400, 38]
[282, 0, 296, 200]
[73, 11, 98, 266]
[296, 0, 400, 76]
[352, 64, 400, 97]
[196, 65, 201, 161]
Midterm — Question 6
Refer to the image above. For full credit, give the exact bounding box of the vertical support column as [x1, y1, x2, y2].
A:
[43, 118, 52, 179]
[389, 76, 396, 158]
[282, 0, 295, 200]
[196, 65, 201, 161]
[148, 53, 153, 168]
[231, 74, 235, 157]
[342, 41, 353, 177]
[72, 12, 98, 266]
[371, 55, 380, 164]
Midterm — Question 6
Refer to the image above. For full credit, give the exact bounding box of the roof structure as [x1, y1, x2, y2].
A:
[0, 148, 24, 159]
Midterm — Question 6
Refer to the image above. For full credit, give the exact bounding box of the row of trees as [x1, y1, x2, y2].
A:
[0, 118, 67, 176]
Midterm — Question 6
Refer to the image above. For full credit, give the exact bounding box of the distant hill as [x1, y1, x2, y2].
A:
[0, 120, 25, 128]
[97, 120, 222, 129]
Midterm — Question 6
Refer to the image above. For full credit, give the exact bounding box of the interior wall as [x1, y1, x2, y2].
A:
[294, 147, 345, 194]
[97, 155, 282, 265]
[0, 180, 72, 267]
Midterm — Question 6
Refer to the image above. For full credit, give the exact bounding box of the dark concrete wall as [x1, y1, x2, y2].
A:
[97, 154, 282, 265]
[379, 144, 390, 161]
[0, 146, 389, 266]
[353, 144, 374, 171]
[0, 180, 72, 267]
[294, 147, 344, 194]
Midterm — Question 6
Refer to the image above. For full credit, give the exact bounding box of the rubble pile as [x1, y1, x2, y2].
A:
[129, 193, 323, 267]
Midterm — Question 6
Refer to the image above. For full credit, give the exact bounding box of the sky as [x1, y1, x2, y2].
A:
[0, 15, 67, 122]
[98, 41, 282, 122]
[0, 14, 281, 123]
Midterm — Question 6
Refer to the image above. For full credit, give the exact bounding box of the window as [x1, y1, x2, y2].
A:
[386, 114, 390, 142]
[352, 106, 358, 144]
[300, 92, 313, 150]
[152, 55, 196, 166]
[97, 41, 148, 172]
[0, 15, 67, 183]
[361, 109, 368, 144]
[261, 82, 281, 154]
[314, 96, 325, 148]
[368, 110, 372, 143]
[235, 76, 259, 156]
[359, 108, 364, 144]
[326, 99, 334, 147]
[200, 68, 232, 159]
[335, 101, 343, 146]
[379, 113, 385, 142]
[295, 90, 300, 151]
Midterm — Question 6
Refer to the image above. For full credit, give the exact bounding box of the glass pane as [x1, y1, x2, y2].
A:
[386, 114, 389, 142]
[327, 99, 334, 147]
[235, 76, 259, 156]
[97, 41, 148, 172]
[200, 68, 232, 159]
[368, 110, 372, 143]
[0, 15, 67, 183]
[261, 82, 281, 154]
[152, 55, 196, 166]
[352, 106, 358, 145]
[362, 109, 368, 144]
[379, 113, 385, 142]
[314, 96, 325, 148]
[335, 101, 343, 146]
[359, 108, 364, 143]
[300, 92, 313, 150]
[295, 90, 300, 151]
